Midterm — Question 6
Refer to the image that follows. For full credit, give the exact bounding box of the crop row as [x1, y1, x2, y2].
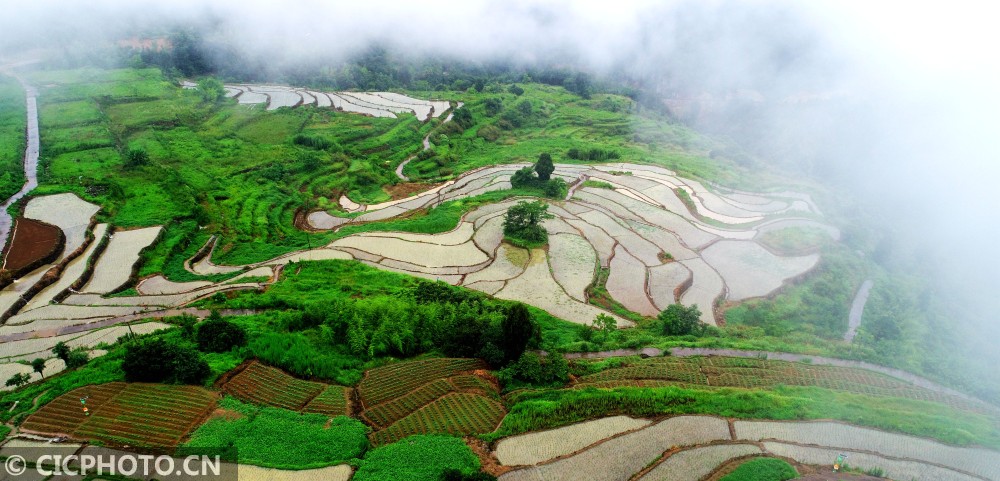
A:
[222, 361, 326, 410]
[358, 358, 488, 407]
[21, 382, 217, 448]
[363, 379, 454, 428]
[21, 383, 126, 434]
[371, 393, 505, 445]
[577, 357, 987, 413]
[302, 386, 351, 417]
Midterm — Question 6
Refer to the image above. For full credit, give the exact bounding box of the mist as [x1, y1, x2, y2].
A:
[3, 0, 999, 369]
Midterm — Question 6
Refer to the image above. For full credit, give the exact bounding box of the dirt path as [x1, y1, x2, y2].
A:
[395, 101, 463, 181]
[845, 279, 873, 342]
[0, 74, 39, 254]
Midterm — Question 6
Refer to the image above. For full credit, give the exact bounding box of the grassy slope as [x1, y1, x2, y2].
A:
[0, 75, 26, 202]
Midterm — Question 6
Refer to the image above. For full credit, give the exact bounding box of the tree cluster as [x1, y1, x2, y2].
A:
[280, 281, 540, 368]
[503, 200, 553, 245]
[510, 153, 567, 199]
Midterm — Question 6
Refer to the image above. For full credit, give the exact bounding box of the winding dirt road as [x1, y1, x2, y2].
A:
[0, 74, 38, 254]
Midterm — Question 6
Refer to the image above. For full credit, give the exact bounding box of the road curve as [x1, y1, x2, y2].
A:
[0, 74, 39, 254]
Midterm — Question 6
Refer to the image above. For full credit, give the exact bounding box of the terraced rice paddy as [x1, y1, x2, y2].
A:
[82, 226, 161, 293]
[276, 162, 832, 326]
[495, 415, 652, 466]
[575, 356, 992, 414]
[496, 414, 1000, 481]
[762, 443, 979, 481]
[498, 416, 731, 481]
[22, 193, 99, 260]
[638, 443, 763, 481]
[184, 82, 453, 121]
[735, 421, 1000, 480]
[20, 382, 217, 447]
[357, 358, 504, 444]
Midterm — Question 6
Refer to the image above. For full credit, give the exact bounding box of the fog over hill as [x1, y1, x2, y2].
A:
[2, 0, 999, 381]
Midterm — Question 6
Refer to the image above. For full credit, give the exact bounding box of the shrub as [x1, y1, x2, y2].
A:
[292, 133, 334, 150]
[65, 349, 89, 369]
[484, 98, 503, 117]
[543, 178, 567, 199]
[498, 351, 569, 388]
[659, 303, 705, 336]
[477, 125, 501, 142]
[122, 338, 210, 384]
[196, 318, 248, 353]
[353, 435, 480, 481]
[508, 84, 524, 96]
[718, 457, 797, 481]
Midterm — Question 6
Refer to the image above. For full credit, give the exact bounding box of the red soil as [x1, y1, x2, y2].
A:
[1, 217, 63, 271]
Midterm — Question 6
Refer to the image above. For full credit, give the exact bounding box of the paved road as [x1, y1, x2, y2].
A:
[0, 75, 39, 255]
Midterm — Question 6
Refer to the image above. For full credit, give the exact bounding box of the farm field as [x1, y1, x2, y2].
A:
[498, 416, 731, 481]
[357, 358, 504, 444]
[221, 361, 352, 416]
[494, 415, 651, 465]
[638, 443, 763, 481]
[0, 218, 62, 272]
[575, 356, 994, 415]
[20, 382, 216, 447]
[496, 414, 999, 481]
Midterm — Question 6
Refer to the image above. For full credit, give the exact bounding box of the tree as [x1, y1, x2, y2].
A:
[122, 338, 210, 384]
[124, 148, 149, 169]
[503, 201, 553, 243]
[196, 318, 248, 353]
[535, 153, 554, 181]
[197, 77, 226, 102]
[5, 373, 30, 388]
[593, 313, 617, 342]
[484, 97, 503, 117]
[52, 342, 70, 363]
[65, 349, 89, 369]
[451, 107, 473, 129]
[500, 303, 538, 364]
[543, 178, 567, 199]
[31, 358, 46, 379]
[510, 166, 536, 189]
[659, 303, 705, 336]
[508, 84, 524, 96]
[498, 351, 568, 387]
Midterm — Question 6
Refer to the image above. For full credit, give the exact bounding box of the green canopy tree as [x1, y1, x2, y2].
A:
[535, 153, 554, 181]
[503, 200, 553, 244]
[659, 303, 705, 336]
